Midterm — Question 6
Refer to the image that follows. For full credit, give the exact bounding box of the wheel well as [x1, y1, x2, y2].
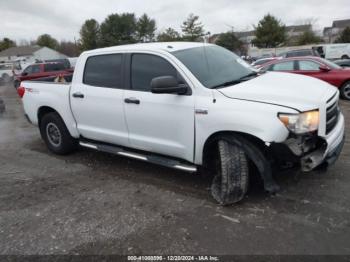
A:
[341, 79, 350, 87]
[202, 131, 268, 167]
[37, 106, 58, 127]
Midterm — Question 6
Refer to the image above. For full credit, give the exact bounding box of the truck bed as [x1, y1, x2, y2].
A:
[21, 78, 79, 138]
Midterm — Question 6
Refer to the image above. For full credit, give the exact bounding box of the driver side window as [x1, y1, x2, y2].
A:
[131, 54, 179, 92]
[23, 66, 33, 74]
[298, 60, 320, 71]
[31, 65, 41, 74]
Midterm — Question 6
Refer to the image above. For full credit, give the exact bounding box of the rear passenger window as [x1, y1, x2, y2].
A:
[84, 54, 123, 88]
[271, 61, 294, 71]
[131, 54, 177, 92]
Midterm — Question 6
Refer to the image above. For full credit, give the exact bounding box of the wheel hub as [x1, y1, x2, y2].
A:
[46, 123, 62, 147]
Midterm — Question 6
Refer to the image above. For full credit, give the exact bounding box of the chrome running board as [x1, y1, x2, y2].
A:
[79, 141, 197, 173]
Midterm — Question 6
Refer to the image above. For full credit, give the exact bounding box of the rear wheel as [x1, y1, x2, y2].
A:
[210, 136, 249, 205]
[40, 112, 78, 155]
[340, 81, 350, 100]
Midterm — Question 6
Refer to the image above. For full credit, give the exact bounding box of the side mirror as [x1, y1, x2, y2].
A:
[21, 72, 28, 76]
[151, 76, 188, 95]
[319, 66, 330, 72]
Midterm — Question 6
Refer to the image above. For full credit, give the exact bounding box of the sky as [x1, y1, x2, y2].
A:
[0, 0, 349, 43]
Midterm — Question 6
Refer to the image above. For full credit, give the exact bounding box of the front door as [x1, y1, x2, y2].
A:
[296, 60, 338, 86]
[123, 53, 195, 162]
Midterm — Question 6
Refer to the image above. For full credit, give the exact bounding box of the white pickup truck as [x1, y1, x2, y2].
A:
[19, 42, 345, 205]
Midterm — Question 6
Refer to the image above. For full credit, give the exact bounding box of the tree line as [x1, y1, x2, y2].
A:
[0, 13, 206, 57]
[79, 13, 206, 51]
[1, 13, 350, 57]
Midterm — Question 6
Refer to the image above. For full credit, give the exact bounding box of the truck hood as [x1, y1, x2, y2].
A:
[218, 72, 338, 112]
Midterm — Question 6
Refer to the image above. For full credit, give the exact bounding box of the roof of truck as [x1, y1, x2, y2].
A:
[83, 42, 213, 54]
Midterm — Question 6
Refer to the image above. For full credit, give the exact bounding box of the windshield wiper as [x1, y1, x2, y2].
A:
[210, 72, 258, 89]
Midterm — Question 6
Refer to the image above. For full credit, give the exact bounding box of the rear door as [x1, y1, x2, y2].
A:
[70, 53, 129, 147]
[123, 53, 195, 162]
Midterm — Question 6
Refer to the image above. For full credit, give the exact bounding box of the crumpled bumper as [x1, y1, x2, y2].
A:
[301, 113, 345, 172]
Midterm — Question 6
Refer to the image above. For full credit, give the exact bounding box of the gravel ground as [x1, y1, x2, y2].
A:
[0, 81, 349, 256]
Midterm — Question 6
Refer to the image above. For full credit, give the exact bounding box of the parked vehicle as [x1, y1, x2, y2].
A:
[334, 59, 350, 68]
[280, 49, 320, 58]
[18, 43, 345, 205]
[260, 57, 350, 100]
[251, 57, 280, 69]
[14, 62, 73, 88]
[249, 44, 349, 61]
[317, 44, 350, 60]
[0, 63, 13, 82]
[44, 59, 72, 69]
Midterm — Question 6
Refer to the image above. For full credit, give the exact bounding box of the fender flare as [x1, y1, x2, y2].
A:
[203, 132, 280, 193]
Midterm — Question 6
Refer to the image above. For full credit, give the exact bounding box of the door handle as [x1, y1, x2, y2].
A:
[124, 98, 140, 105]
[72, 92, 84, 99]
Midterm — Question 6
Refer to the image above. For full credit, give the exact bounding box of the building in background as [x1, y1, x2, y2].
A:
[285, 25, 312, 45]
[323, 19, 350, 43]
[0, 46, 68, 64]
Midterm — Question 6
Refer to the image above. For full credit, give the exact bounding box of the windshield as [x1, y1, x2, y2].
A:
[172, 45, 254, 89]
[319, 58, 342, 69]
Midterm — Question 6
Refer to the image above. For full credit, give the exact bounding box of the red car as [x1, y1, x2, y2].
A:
[260, 57, 350, 100]
[14, 62, 73, 88]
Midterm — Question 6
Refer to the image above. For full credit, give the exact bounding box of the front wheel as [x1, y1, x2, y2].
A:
[211, 138, 249, 205]
[340, 81, 350, 100]
[40, 112, 78, 155]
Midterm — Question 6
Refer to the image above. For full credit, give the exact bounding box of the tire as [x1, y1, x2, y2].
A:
[14, 80, 20, 89]
[210, 137, 249, 205]
[341, 55, 350, 60]
[340, 81, 350, 100]
[40, 112, 78, 155]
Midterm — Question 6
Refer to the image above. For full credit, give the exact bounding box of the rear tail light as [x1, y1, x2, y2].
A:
[17, 86, 25, 98]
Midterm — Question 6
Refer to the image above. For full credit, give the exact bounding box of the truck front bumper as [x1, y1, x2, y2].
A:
[301, 113, 345, 171]
[271, 113, 345, 172]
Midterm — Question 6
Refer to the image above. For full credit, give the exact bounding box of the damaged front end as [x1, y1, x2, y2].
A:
[270, 133, 329, 172]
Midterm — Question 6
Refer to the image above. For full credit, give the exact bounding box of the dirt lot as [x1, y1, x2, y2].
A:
[0, 81, 349, 256]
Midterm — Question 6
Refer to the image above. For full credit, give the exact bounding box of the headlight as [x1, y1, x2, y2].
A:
[278, 110, 319, 134]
